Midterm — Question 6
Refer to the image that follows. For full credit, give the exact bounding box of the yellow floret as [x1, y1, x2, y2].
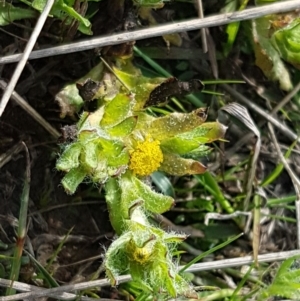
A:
[129, 137, 163, 176]
[132, 246, 152, 264]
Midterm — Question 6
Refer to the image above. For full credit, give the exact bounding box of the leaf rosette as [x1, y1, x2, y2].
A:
[56, 60, 226, 193]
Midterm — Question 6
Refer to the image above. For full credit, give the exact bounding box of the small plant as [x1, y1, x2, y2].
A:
[56, 57, 226, 297]
[258, 256, 300, 300]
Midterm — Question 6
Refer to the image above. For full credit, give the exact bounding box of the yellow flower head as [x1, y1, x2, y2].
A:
[129, 136, 163, 176]
[132, 246, 152, 264]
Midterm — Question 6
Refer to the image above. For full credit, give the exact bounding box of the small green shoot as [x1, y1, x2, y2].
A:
[258, 256, 300, 300]
[45, 227, 74, 273]
[223, 0, 249, 56]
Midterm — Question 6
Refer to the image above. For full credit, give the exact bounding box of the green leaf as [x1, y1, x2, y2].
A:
[112, 60, 166, 109]
[252, 17, 292, 91]
[101, 94, 132, 127]
[151, 171, 175, 197]
[56, 0, 90, 27]
[113, 61, 141, 89]
[56, 143, 82, 171]
[133, 0, 165, 7]
[182, 145, 211, 159]
[108, 172, 174, 225]
[0, 3, 36, 26]
[223, 0, 249, 56]
[106, 116, 137, 137]
[272, 18, 300, 67]
[31, 0, 91, 29]
[161, 122, 226, 154]
[31, 0, 49, 10]
[79, 136, 129, 178]
[133, 175, 174, 214]
[259, 256, 300, 300]
[81, 140, 101, 171]
[78, 21, 93, 35]
[105, 178, 124, 234]
[61, 167, 86, 194]
[148, 108, 207, 140]
[161, 137, 200, 155]
[105, 231, 132, 284]
[97, 138, 127, 162]
[224, 22, 240, 57]
[160, 153, 207, 176]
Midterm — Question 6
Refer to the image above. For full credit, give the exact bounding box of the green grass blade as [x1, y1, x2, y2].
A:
[196, 172, 234, 213]
[6, 144, 30, 296]
[24, 250, 59, 288]
[261, 140, 297, 187]
[180, 232, 243, 273]
[267, 195, 296, 206]
[46, 227, 74, 272]
[229, 264, 254, 301]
